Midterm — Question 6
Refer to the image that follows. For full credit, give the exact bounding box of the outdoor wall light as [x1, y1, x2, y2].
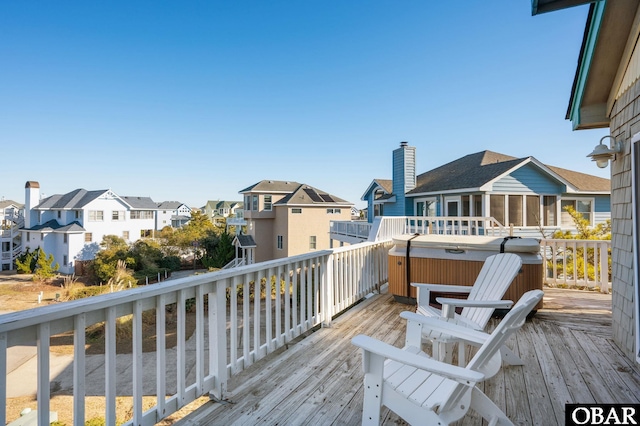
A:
[586, 135, 623, 168]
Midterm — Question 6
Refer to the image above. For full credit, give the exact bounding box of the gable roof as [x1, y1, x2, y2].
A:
[0, 200, 23, 209]
[409, 151, 522, 194]
[234, 234, 257, 248]
[121, 196, 158, 209]
[157, 201, 188, 210]
[275, 184, 352, 206]
[360, 178, 394, 201]
[239, 180, 302, 194]
[407, 150, 610, 195]
[35, 189, 109, 210]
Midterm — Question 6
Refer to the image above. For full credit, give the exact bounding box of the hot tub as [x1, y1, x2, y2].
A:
[388, 234, 543, 309]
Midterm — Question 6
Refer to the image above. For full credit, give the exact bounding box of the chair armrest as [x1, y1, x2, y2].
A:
[411, 283, 472, 311]
[411, 283, 473, 294]
[400, 311, 489, 345]
[436, 297, 514, 309]
[351, 334, 484, 383]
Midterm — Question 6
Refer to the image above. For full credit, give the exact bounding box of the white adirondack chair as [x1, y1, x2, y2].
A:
[351, 289, 543, 426]
[412, 252, 523, 365]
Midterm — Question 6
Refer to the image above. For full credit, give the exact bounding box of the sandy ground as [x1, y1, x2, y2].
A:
[0, 270, 207, 425]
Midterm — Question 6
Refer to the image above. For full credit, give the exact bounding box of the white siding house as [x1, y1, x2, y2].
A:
[156, 201, 191, 230]
[22, 181, 158, 275]
[0, 200, 23, 271]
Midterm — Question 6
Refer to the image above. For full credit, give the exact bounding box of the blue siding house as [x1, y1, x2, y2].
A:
[361, 143, 611, 236]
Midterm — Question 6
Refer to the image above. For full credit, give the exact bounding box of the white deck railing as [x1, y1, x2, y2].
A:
[0, 240, 391, 426]
[540, 239, 611, 293]
[329, 220, 372, 239]
[369, 216, 507, 241]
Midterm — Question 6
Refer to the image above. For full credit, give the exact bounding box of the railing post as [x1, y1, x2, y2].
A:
[322, 253, 334, 327]
[209, 279, 227, 400]
[0, 332, 6, 426]
[600, 242, 609, 293]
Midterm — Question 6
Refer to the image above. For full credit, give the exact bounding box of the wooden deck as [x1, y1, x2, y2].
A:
[175, 287, 640, 426]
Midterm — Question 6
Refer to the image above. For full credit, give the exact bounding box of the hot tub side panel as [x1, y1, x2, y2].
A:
[388, 254, 543, 310]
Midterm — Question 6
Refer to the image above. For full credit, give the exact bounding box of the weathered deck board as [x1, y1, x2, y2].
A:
[175, 288, 636, 426]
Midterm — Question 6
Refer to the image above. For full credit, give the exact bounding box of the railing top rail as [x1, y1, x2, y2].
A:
[0, 248, 335, 333]
[540, 238, 611, 245]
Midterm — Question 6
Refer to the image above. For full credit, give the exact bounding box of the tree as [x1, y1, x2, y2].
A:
[32, 247, 59, 281]
[15, 247, 37, 274]
[212, 231, 235, 268]
[552, 206, 611, 240]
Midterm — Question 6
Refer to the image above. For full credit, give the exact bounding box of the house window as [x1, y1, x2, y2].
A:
[75, 211, 81, 219]
[64, 234, 68, 244]
[63, 255, 68, 266]
[490, 195, 505, 226]
[244, 195, 250, 209]
[277, 235, 283, 250]
[57, 211, 61, 218]
[543, 196, 557, 226]
[326, 208, 342, 214]
[561, 199, 593, 226]
[131, 211, 153, 219]
[292, 208, 302, 214]
[85, 233, 92, 243]
[89, 210, 104, 221]
[474, 197, 482, 217]
[508, 195, 523, 227]
[373, 204, 384, 217]
[123, 231, 129, 240]
[445, 197, 460, 216]
[461, 196, 470, 217]
[41, 233, 44, 241]
[309, 236, 316, 250]
[252, 195, 258, 211]
[264, 195, 272, 211]
[141, 229, 153, 238]
[27, 232, 30, 242]
[526, 195, 541, 226]
[112, 211, 124, 221]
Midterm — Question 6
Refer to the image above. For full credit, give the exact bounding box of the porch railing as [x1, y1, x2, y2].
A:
[0, 240, 391, 426]
[540, 239, 611, 293]
[369, 216, 507, 241]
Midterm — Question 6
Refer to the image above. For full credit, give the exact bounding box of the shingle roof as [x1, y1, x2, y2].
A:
[35, 189, 108, 210]
[546, 165, 610, 192]
[409, 151, 521, 194]
[25, 219, 85, 232]
[0, 200, 23, 209]
[239, 180, 302, 193]
[375, 179, 393, 194]
[157, 201, 184, 209]
[234, 234, 257, 248]
[407, 150, 611, 195]
[121, 196, 158, 209]
[276, 184, 351, 206]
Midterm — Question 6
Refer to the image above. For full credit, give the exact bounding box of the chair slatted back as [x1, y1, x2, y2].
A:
[462, 253, 522, 327]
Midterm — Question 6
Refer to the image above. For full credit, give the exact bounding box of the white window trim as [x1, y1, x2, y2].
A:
[443, 196, 461, 217]
[413, 197, 437, 217]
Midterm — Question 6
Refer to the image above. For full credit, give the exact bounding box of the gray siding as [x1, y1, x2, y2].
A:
[609, 76, 638, 361]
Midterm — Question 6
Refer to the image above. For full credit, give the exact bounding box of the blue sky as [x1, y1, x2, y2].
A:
[0, 1, 608, 209]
